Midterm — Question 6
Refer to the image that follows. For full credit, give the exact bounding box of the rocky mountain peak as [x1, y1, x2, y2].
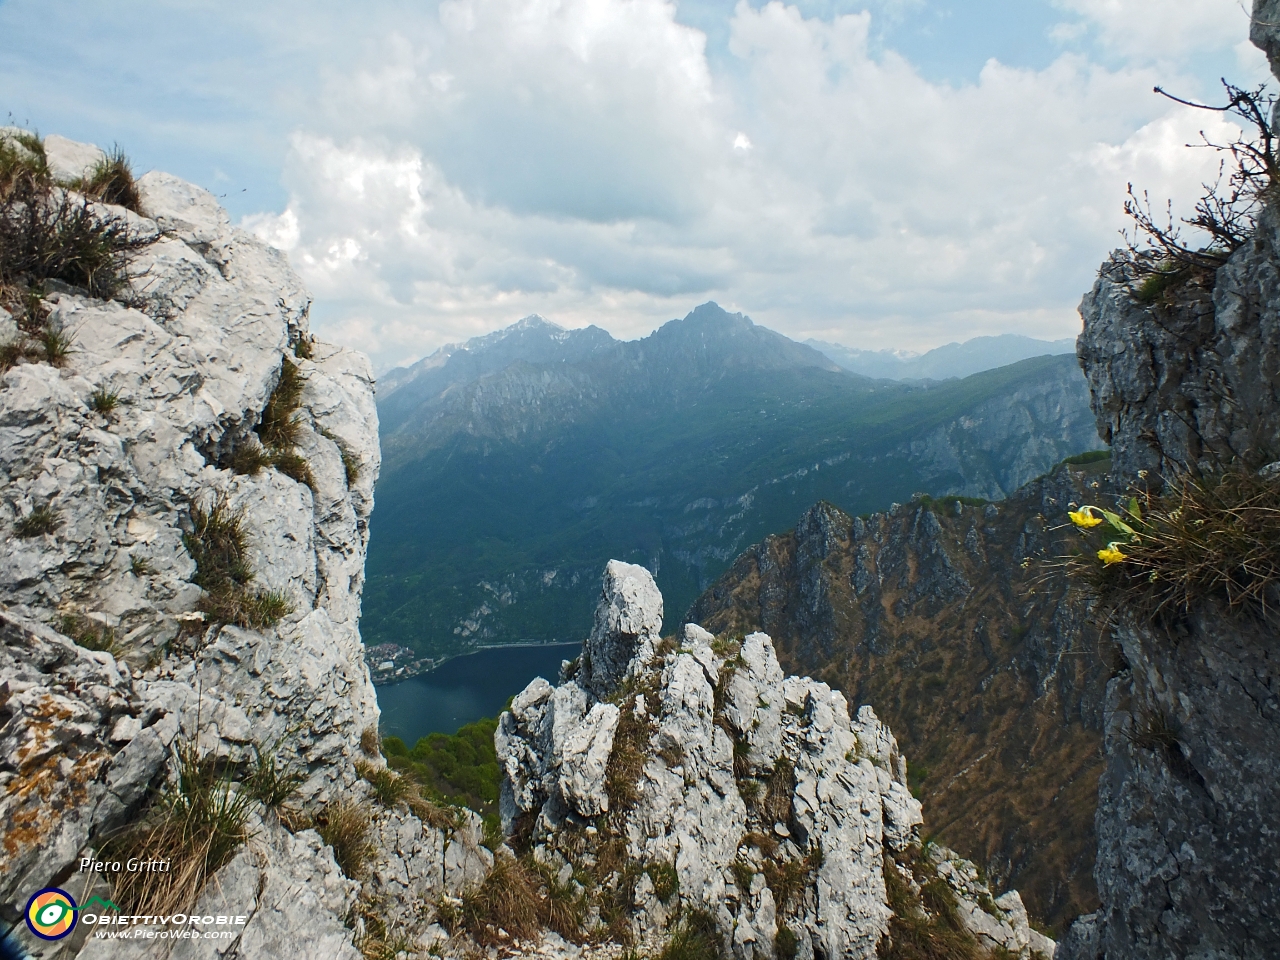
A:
[495, 563, 1056, 959]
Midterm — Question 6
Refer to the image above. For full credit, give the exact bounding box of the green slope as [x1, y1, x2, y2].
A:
[365, 353, 1101, 657]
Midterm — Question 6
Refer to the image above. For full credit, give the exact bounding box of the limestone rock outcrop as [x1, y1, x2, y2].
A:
[498, 564, 1054, 960]
[1056, 6, 1280, 955]
[0, 133, 399, 959]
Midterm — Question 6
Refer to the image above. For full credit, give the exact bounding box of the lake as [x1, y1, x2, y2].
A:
[375, 642, 581, 746]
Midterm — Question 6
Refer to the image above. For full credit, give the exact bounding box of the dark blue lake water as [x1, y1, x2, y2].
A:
[375, 642, 580, 746]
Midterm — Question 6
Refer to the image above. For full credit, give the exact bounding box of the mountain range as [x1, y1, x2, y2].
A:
[806, 333, 1077, 381]
[366, 303, 1103, 659]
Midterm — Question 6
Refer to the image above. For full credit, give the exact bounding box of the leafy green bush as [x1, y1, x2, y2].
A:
[388, 716, 502, 816]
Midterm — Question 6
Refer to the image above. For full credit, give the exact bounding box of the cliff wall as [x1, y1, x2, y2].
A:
[0, 134, 400, 958]
[1056, 7, 1280, 954]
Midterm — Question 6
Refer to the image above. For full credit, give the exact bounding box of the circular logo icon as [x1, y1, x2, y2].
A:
[25, 887, 78, 941]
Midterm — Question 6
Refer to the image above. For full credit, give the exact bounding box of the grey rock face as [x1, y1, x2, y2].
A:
[578, 560, 663, 700]
[1077, 233, 1280, 479]
[1059, 9, 1280, 955]
[1057, 610, 1280, 960]
[0, 138, 387, 959]
[498, 563, 1052, 959]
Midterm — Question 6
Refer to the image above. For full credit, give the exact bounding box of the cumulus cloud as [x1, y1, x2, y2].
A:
[230, 0, 1255, 369]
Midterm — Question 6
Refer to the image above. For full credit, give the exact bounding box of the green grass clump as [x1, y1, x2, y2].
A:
[89, 386, 119, 414]
[69, 146, 145, 214]
[229, 438, 273, 476]
[646, 861, 679, 903]
[183, 497, 295, 629]
[258, 358, 305, 449]
[356, 759, 413, 808]
[57, 613, 120, 654]
[243, 744, 306, 810]
[776, 925, 799, 960]
[458, 854, 542, 946]
[658, 909, 724, 960]
[317, 798, 375, 879]
[1069, 468, 1280, 622]
[878, 847, 988, 960]
[229, 357, 317, 489]
[14, 504, 59, 538]
[104, 742, 255, 916]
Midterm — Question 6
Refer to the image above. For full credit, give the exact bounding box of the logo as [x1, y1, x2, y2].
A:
[25, 888, 77, 941]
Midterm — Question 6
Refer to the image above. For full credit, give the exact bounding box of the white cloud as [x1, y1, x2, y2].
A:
[225, 0, 1265, 370]
[1054, 0, 1266, 76]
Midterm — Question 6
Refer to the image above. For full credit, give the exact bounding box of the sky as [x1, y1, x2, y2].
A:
[0, 0, 1269, 372]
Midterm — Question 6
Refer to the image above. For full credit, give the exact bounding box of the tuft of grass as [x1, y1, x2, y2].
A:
[342, 450, 361, 486]
[243, 744, 306, 810]
[33, 322, 74, 366]
[534, 857, 589, 942]
[258, 358, 305, 449]
[57, 613, 119, 654]
[252, 357, 316, 489]
[129, 553, 155, 576]
[0, 338, 25, 371]
[15, 503, 60, 538]
[1125, 705, 1182, 757]
[776, 926, 799, 960]
[361, 725, 381, 756]
[761, 757, 795, 826]
[605, 697, 651, 813]
[658, 909, 724, 960]
[646, 861, 679, 903]
[70, 146, 144, 214]
[184, 497, 294, 629]
[1, 174, 155, 300]
[293, 334, 314, 360]
[0, 130, 50, 199]
[878, 847, 987, 960]
[357, 759, 412, 808]
[761, 846, 822, 914]
[460, 853, 542, 946]
[89, 386, 119, 414]
[1071, 468, 1280, 622]
[730, 858, 755, 894]
[270, 449, 316, 490]
[228, 438, 272, 476]
[104, 742, 255, 916]
[317, 798, 375, 879]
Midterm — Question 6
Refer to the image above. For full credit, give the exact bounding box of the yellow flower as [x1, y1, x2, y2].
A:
[1097, 545, 1127, 565]
[1069, 507, 1104, 529]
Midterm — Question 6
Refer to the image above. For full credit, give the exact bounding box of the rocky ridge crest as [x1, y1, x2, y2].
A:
[493, 561, 1055, 959]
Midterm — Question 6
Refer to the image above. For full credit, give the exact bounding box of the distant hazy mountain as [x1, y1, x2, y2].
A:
[366, 303, 1102, 659]
[806, 333, 1076, 381]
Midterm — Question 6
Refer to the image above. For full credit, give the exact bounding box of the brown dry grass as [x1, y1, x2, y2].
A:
[1076, 468, 1280, 622]
[104, 744, 255, 916]
[317, 798, 375, 879]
